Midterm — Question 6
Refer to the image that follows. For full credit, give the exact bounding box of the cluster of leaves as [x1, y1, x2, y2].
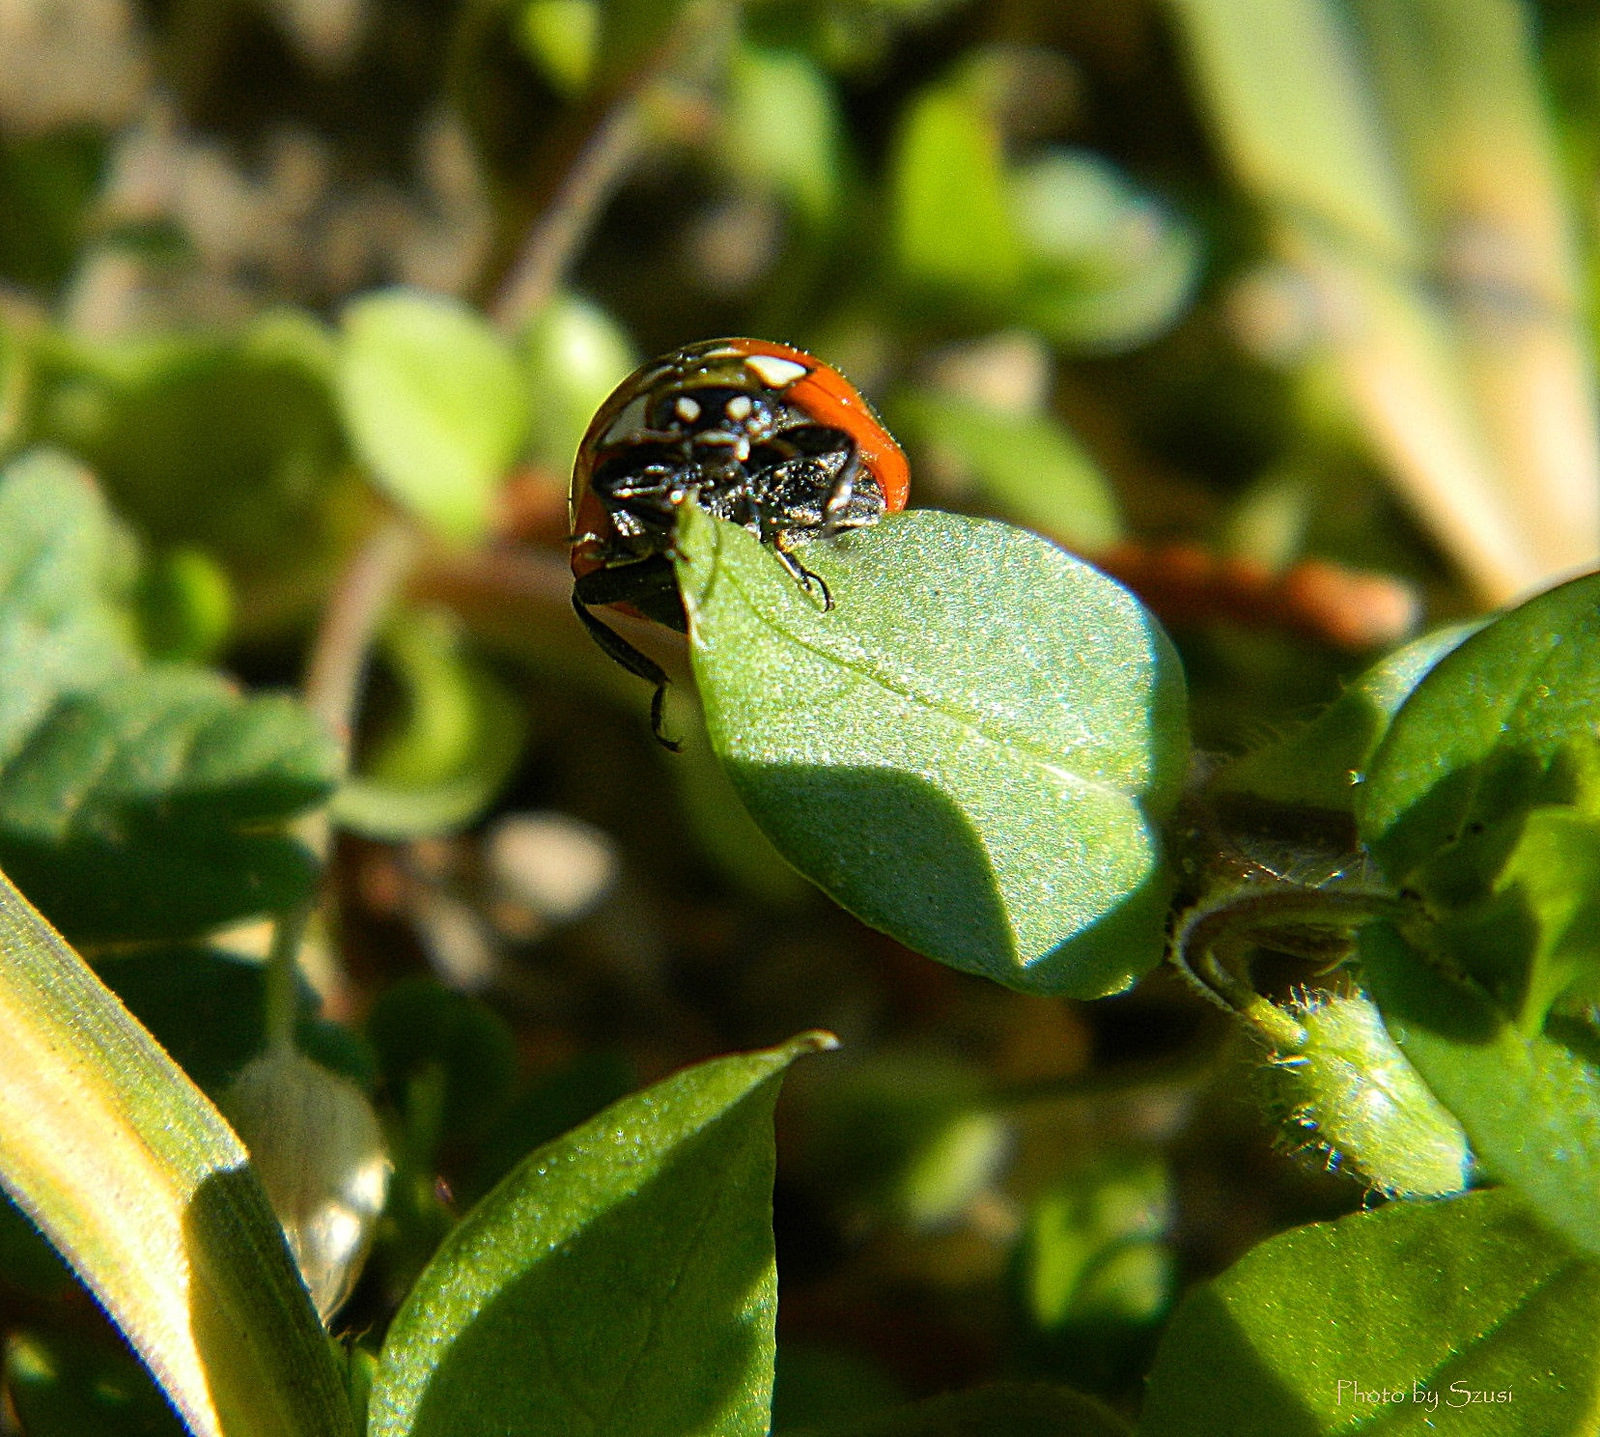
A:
[3, 0, 1600, 1435]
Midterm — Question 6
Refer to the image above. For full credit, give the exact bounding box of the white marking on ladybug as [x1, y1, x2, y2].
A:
[734, 436, 751, 462]
[674, 395, 702, 422]
[725, 393, 753, 421]
[602, 393, 650, 444]
[745, 354, 808, 389]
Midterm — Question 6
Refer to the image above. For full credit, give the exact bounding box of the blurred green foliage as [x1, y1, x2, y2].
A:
[4, 0, 1600, 1433]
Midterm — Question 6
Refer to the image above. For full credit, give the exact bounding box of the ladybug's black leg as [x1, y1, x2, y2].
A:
[820, 437, 861, 537]
[774, 544, 833, 612]
[570, 594, 681, 751]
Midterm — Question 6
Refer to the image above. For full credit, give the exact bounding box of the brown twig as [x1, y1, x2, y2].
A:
[488, 0, 734, 334]
[489, 100, 652, 333]
[304, 514, 422, 749]
[300, 512, 421, 863]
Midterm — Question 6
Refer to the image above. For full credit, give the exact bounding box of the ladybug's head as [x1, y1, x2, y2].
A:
[647, 385, 783, 462]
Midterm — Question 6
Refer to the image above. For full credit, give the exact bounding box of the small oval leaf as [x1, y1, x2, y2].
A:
[676, 506, 1188, 998]
[337, 291, 526, 544]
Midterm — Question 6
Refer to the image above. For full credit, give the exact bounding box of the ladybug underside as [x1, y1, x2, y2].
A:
[569, 343, 902, 746]
[586, 382, 887, 566]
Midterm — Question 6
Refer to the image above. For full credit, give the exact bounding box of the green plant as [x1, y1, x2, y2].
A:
[3, 0, 1600, 1433]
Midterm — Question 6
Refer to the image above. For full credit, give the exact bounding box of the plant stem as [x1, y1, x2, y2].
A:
[291, 512, 420, 1016]
[303, 513, 421, 829]
[488, 0, 734, 333]
[1169, 884, 1399, 1053]
[263, 907, 307, 1056]
[490, 100, 650, 332]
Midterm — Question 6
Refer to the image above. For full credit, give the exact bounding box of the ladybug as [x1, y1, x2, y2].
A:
[569, 337, 909, 744]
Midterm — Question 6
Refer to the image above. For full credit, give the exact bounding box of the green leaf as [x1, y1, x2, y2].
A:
[888, 389, 1121, 550]
[723, 45, 844, 227]
[337, 290, 527, 544]
[1214, 621, 1478, 814]
[1490, 808, 1600, 1016]
[1362, 921, 1600, 1259]
[676, 506, 1188, 998]
[0, 451, 339, 943]
[0, 449, 136, 764]
[1357, 570, 1600, 896]
[791, 1382, 1130, 1437]
[332, 610, 527, 840]
[30, 315, 350, 596]
[0, 665, 339, 943]
[1412, 805, 1600, 1026]
[0, 869, 353, 1437]
[519, 291, 637, 474]
[1007, 150, 1199, 354]
[889, 85, 1021, 306]
[369, 1032, 834, 1437]
[1138, 1188, 1600, 1436]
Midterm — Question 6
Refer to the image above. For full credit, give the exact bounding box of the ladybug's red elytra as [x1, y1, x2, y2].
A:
[569, 337, 909, 745]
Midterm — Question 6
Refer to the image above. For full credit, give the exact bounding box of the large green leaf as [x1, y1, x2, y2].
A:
[1213, 622, 1477, 815]
[676, 506, 1188, 998]
[0, 666, 338, 942]
[0, 869, 353, 1437]
[1357, 571, 1600, 895]
[1356, 569, 1600, 883]
[369, 1032, 833, 1437]
[1139, 1188, 1600, 1436]
[337, 291, 526, 544]
[0, 451, 339, 942]
[1362, 921, 1600, 1259]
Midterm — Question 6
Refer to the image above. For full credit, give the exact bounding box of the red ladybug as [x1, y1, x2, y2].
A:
[569, 337, 909, 743]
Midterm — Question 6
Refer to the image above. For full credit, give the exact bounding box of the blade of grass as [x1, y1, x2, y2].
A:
[0, 869, 353, 1437]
